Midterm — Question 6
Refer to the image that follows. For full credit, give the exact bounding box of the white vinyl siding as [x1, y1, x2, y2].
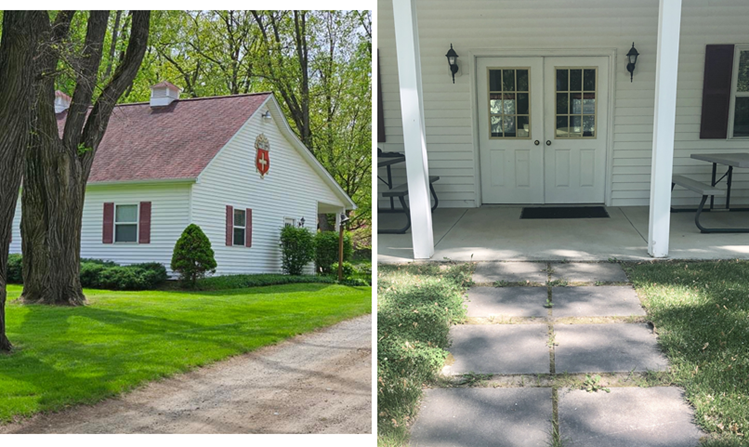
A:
[378, 0, 749, 208]
[191, 101, 346, 276]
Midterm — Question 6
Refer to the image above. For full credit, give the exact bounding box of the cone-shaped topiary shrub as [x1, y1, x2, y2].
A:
[171, 224, 217, 287]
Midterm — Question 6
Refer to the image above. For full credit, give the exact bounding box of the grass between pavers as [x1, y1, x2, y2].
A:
[377, 263, 473, 447]
[0, 282, 371, 423]
[624, 260, 749, 446]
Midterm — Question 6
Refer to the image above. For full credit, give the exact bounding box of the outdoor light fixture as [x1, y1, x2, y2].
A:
[446, 43, 459, 83]
[298, 217, 305, 227]
[626, 42, 639, 82]
[261, 110, 272, 120]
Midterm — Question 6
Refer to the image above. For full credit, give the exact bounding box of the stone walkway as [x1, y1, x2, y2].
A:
[411, 262, 705, 447]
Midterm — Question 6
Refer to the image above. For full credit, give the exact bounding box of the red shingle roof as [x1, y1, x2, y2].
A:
[57, 93, 271, 183]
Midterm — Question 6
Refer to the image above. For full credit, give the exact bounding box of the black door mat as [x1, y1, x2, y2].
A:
[520, 206, 609, 219]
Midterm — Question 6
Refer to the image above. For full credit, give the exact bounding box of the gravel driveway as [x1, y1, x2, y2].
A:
[0, 314, 372, 434]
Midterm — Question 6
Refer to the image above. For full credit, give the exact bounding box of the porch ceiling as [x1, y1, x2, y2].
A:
[378, 207, 749, 263]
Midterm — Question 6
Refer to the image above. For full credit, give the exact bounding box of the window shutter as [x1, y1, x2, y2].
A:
[245, 208, 252, 247]
[377, 51, 386, 143]
[700, 44, 735, 139]
[226, 205, 233, 246]
[138, 202, 151, 244]
[103, 202, 114, 244]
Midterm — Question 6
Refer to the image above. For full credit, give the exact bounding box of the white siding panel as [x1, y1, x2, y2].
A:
[378, 0, 749, 208]
[191, 109, 344, 276]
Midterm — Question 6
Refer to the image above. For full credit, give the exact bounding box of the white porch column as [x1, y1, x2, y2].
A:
[392, 0, 434, 259]
[334, 211, 342, 231]
[647, 0, 683, 258]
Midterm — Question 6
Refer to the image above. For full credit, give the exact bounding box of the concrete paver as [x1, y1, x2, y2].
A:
[466, 287, 548, 318]
[444, 324, 549, 375]
[473, 262, 548, 284]
[552, 286, 646, 318]
[411, 388, 552, 447]
[554, 323, 669, 373]
[550, 262, 630, 283]
[558, 387, 704, 447]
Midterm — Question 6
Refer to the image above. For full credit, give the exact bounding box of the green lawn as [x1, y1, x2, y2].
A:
[0, 283, 371, 422]
[625, 261, 749, 446]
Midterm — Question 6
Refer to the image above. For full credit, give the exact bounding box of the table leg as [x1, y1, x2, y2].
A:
[710, 162, 717, 210]
[386, 165, 394, 210]
[726, 166, 733, 209]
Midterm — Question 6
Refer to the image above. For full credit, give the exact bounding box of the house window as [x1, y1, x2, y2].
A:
[233, 209, 246, 246]
[730, 46, 749, 137]
[284, 217, 296, 227]
[115, 204, 138, 243]
[488, 68, 530, 138]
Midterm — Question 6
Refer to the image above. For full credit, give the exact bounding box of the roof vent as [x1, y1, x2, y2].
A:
[55, 91, 71, 113]
[149, 81, 181, 107]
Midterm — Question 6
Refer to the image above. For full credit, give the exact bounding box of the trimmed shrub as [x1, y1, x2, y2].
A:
[171, 224, 217, 287]
[280, 225, 315, 276]
[79, 262, 106, 287]
[329, 261, 356, 279]
[314, 231, 352, 274]
[7, 254, 23, 284]
[196, 274, 336, 291]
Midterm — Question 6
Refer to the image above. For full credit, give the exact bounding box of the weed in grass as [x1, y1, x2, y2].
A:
[582, 374, 611, 393]
[494, 280, 510, 288]
[544, 297, 554, 308]
[456, 372, 493, 386]
[548, 280, 568, 287]
[547, 423, 568, 447]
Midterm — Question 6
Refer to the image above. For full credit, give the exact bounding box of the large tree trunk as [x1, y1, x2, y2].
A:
[0, 11, 47, 350]
[21, 11, 150, 306]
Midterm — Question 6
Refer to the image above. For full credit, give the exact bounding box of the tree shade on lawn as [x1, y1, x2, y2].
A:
[0, 283, 371, 422]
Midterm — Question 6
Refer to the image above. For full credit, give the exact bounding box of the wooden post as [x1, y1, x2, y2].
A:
[338, 221, 345, 282]
[648, 0, 683, 258]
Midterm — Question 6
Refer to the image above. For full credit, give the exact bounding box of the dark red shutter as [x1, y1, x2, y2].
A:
[226, 205, 233, 246]
[377, 51, 386, 143]
[245, 208, 252, 247]
[700, 44, 735, 139]
[103, 202, 114, 244]
[138, 202, 151, 244]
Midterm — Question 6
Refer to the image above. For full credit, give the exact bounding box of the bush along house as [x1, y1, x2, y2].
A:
[10, 83, 356, 276]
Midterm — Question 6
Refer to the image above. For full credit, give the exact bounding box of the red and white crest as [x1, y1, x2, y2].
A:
[255, 134, 270, 178]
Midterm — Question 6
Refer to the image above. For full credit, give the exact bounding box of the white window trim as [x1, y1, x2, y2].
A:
[283, 217, 296, 227]
[114, 203, 139, 244]
[727, 44, 749, 139]
[233, 208, 246, 246]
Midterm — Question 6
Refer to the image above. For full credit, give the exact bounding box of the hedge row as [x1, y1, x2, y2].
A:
[377, 263, 473, 444]
[6, 255, 167, 291]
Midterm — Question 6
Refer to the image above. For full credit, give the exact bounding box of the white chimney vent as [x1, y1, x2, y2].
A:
[55, 91, 71, 113]
[149, 81, 181, 107]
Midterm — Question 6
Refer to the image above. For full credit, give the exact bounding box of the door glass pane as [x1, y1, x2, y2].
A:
[115, 205, 137, 223]
[570, 69, 582, 91]
[734, 97, 749, 137]
[517, 70, 529, 91]
[517, 93, 529, 114]
[488, 67, 530, 138]
[557, 93, 568, 114]
[556, 70, 568, 91]
[115, 224, 137, 243]
[490, 70, 502, 91]
[737, 51, 749, 92]
[556, 67, 597, 138]
[517, 116, 529, 137]
[503, 69, 515, 91]
[584, 69, 596, 91]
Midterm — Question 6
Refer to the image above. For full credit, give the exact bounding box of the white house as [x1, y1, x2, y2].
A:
[378, 0, 749, 259]
[10, 82, 356, 276]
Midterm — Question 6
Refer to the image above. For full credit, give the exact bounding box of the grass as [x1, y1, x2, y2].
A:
[624, 260, 749, 445]
[0, 282, 371, 423]
[377, 263, 472, 447]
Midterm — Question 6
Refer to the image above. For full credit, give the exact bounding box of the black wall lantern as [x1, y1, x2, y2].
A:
[446, 43, 459, 83]
[626, 42, 639, 82]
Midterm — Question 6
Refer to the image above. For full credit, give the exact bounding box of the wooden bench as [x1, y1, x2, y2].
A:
[670, 175, 748, 233]
[379, 176, 440, 234]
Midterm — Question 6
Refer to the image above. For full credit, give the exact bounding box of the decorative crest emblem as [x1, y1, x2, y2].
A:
[255, 134, 270, 178]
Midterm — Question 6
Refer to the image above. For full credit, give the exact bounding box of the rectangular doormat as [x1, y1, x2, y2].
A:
[520, 206, 610, 219]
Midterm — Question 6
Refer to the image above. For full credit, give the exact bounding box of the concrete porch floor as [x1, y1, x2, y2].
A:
[378, 206, 749, 263]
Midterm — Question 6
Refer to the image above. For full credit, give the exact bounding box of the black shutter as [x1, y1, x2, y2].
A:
[377, 51, 386, 143]
[700, 44, 735, 139]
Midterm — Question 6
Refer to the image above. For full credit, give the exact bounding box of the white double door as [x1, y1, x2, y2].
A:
[478, 56, 608, 204]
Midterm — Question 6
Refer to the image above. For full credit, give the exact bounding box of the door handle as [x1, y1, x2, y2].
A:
[546, 140, 552, 146]
[534, 140, 540, 146]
